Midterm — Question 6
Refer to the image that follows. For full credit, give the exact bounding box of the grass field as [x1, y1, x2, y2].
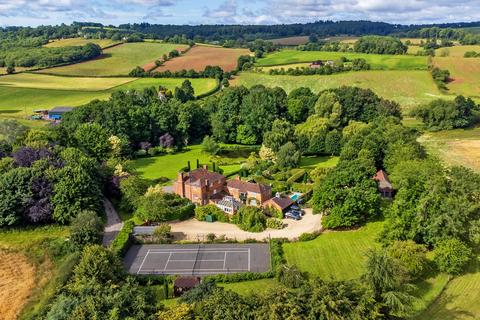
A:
[0, 77, 216, 122]
[269, 36, 310, 46]
[37, 42, 188, 76]
[0, 73, 135, 91]
[154, 45, 250, 72]
[255, 50, 428, 70]
[418, 126, 480, 172]
[283, 221, 383, 280]
[416, 256, 480, 320]
[44, 38, 120, 48]
[299, 155, 339, 169]
[233, 71, 447, 112]
[0, 67, 30, 75]
[130, 144, 247, 181]
[434, 56, 480, 97]
[435, 45, 480, 57]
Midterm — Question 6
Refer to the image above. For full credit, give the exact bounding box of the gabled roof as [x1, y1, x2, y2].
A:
[265, 196, 294, 210]
[227, 179, 271, 195]
[185, 168, 225, 187]
[174, 276, 200, 288]
[49, 106, 74, 113]
[373, 170, 393, 190]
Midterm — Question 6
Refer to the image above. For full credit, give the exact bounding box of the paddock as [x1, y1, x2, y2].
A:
[124, 243, 271, 276]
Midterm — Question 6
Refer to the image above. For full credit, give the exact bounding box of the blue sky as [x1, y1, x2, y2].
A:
[1, 0, 480, 27]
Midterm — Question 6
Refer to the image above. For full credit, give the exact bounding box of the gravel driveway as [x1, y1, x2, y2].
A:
[134, 209, 322, 241]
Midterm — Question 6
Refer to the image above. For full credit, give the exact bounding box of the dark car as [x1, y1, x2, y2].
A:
[290, 204, 301, 211]
[285, 211, 302, 221]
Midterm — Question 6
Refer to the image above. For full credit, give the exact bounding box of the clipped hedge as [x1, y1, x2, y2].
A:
[298, 232, 320, 242]
[110, 219, 135, 256]
[286, 169, 306, 184]
[266, 218, 284, 230]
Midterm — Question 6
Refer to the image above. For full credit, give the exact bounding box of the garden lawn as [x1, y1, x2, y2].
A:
[415, 256, 480, 320]
[256, 50, 427, 70]
[37, 42, 188, 76]
[130, 145, 247, 181]
[44, 38, 120, 48]
[283, 221, 383, 280]
[233, 71, 448, 113]
[299, 155, 339, 170]
[219, 279, 279, 295]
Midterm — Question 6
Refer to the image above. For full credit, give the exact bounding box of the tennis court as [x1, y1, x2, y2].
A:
[124, 243, 271, 276]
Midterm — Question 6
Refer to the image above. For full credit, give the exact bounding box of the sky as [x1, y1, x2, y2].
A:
[1, 0, 480, 27]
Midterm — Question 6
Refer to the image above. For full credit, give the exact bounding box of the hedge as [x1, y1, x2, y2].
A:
[286, 169, 306, 184]
[110, 219, 135, 256]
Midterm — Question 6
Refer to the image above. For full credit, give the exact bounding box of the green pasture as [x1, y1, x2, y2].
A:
[0, 77, 216, 122]
[299, 155, 339, 170]
[234, 71, 448, 112]
[130, 144, 247, 181]
[37, 42, 188, 76]
[256, 50, 427, 70]
[44, 38, 120, 48]
[283, 221, 383, 280]
[219, 279, 279, 295]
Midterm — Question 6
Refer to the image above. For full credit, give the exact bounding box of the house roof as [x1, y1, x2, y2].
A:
[373, 170, 393, 190]
[185, 168, 225, 187]
[174, 276, 200, 288]
[265, 196, 294, 210]
[49, 106, 74, 113]
[227, 179, 271, 195]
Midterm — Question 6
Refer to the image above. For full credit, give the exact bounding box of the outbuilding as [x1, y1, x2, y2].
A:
[173, 276, 201, 297]
[48, 106, 74, 121]
[373, 170, 394, 198]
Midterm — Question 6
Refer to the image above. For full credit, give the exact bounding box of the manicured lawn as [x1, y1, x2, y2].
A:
[416, 256, 480, 320]
[418, 126, 480, 173]
[44, 38, 120, 48]
[299, 155, 339, 170]
[37, 42, 188, 76]
[130, 145, 247, 181]
[219, 278, 279, 295]
[256, 50, 428, 70]
[233, 71, 448, 113]
[283, 221, 383, 280]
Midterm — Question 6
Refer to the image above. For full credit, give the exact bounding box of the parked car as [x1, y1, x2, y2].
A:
[285, 211, 302, 221]
[290, 204, 301, 211]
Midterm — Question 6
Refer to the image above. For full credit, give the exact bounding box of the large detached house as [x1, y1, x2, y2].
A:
[173, 166, 226, 206]
[173, 167, 272, 214]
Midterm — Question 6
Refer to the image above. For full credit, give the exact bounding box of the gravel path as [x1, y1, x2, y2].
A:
[102, 198, 124, 246]
[134, 209, 322, 241]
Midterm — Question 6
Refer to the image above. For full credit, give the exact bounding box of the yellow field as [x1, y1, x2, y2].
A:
[0, 67, 30, 75]
[418, 126, 480, 172]
[0, 251, 36, 320]
[44, 38, 120, 48]
[435, 45, 480, 57]
[0, 73, 135, 91]
[434, 56, 480, 97]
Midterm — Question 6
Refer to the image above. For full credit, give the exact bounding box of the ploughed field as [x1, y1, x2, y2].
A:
[35, 42, 188, 76]
[255, 50, 428, 70]
[154, 45, 251, 72]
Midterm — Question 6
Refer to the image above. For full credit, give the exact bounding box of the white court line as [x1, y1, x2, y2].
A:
[137, 249, 151, 275]
[140, 268, 249, 272]
[223, 251, 227, 270]
[147, 249, 249, 253]
[248, 248, 251, 272]
[168, 259, 226, 262]
[164, 252, 173, 271]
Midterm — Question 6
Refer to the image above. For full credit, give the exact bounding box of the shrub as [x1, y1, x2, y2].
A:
[266, 218, 284, 230]
[434, 239, 472, 275]
[231, 206, 267, 232]
[70, 210, 103, 249]
[206, 233, 216, 242]
[264, 206, 283, 219]
[276, 264, 307, 288]
[110, 220, 135, 256]
[387, 240, 429, 279]
[195, 204, 230, 222]
[153, 223, 171, 243]
[299, 232, 319, 242]
[202, 136, 220, 155]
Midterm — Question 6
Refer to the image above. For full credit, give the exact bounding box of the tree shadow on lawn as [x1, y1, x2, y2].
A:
[0, 109, 21, 114]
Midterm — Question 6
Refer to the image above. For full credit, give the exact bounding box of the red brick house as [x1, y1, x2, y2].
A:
[226, 177, 272, 207]
[263, 194, 294, 213]
[373, 170, 394, 198]
[173, 166, 226, 205]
